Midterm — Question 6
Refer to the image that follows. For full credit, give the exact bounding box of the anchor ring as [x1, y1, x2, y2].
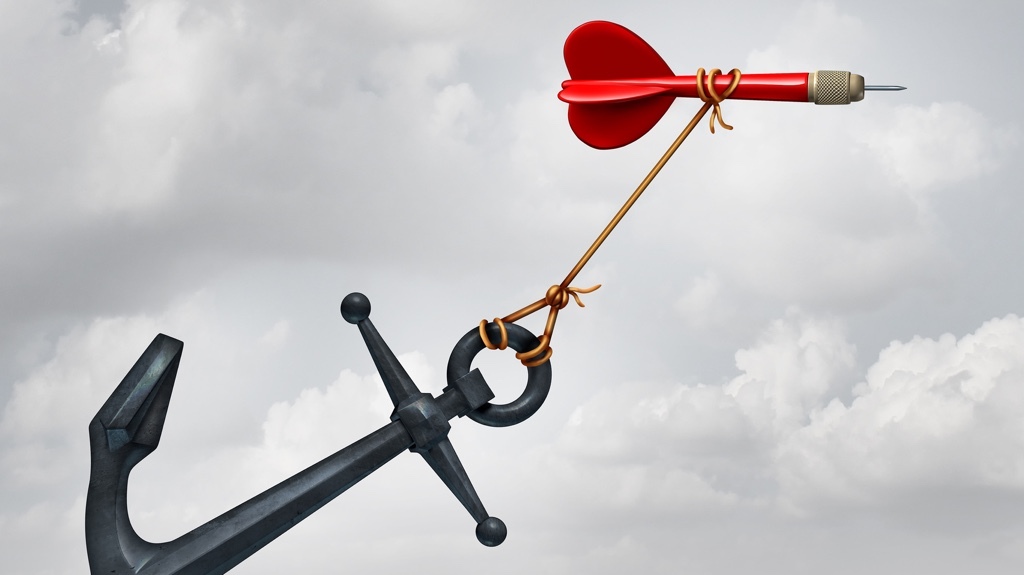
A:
[447, 322, 552, 427]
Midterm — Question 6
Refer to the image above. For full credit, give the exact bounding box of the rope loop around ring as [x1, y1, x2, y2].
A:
[479, 284, 599, 367]
[479, 320, 551, 367]
[516, 334, 552, 367]
[479, 318, 508, 350]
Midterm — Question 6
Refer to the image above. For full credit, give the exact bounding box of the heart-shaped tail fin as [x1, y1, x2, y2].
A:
[563, 20, 675, 149]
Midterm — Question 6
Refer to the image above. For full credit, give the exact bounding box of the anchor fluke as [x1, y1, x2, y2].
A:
[96, 334, 182, 452]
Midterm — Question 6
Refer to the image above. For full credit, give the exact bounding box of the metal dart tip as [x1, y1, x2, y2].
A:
[865, 85, 907, 91]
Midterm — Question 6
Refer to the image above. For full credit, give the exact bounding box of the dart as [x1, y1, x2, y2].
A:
[476, 21, 908, 371]
[559, 20, 906, 149]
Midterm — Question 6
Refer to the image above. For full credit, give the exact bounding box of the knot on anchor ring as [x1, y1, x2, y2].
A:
[480, 284, 600, 368]
[545, 284, 588, 309]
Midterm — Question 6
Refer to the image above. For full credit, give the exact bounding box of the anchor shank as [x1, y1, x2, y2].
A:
[138, 420, 415, 575]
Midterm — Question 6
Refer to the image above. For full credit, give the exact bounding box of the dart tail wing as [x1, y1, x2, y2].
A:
[561, 20, 676, 149]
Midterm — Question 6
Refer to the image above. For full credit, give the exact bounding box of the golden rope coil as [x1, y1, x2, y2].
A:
[480, 67, 742, 367]
[480, 284, 601, 367]
[479, 318, 508, 350]
[696, 68, 742, 133]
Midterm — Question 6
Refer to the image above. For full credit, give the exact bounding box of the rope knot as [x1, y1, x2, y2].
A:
[545, 284, 600, 310]
[544, 285, 569, 309]
[479, 284, 601, 367]
[695, 68, 742, 134]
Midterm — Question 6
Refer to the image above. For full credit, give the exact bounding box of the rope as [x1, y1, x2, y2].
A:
[481, 68, 742, 366]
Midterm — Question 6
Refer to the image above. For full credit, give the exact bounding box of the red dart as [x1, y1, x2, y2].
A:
[560, 20, 905, 149]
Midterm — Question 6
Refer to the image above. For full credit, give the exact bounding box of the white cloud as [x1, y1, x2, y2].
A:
[0, 292, 212, 487]
[0, 291, 226, 572]
[778, 314, 1024, 517]
[528, 310, 1024, 535]
[93, 28, 122, 54]
[726, 309, 857, 433]
[255, 350, 434, 471]
[83, 0, 206, 212]
[529, 309, 853, 522]
[0, 495, 88, 575]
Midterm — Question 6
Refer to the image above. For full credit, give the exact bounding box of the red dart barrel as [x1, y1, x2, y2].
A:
[559, 71, 870, 106]
[559, 73, 812, 104]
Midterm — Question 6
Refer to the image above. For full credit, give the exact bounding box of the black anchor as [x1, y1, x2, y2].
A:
[85, 292, 552, 574]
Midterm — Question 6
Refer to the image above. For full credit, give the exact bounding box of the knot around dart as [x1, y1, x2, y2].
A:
[696, 67, 742, 133]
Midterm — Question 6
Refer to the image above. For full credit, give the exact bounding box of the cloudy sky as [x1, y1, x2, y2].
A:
[2, 0, 1023, 573]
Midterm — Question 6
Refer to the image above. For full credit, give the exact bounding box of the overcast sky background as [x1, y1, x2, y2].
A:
[2, 0, 1023, 573]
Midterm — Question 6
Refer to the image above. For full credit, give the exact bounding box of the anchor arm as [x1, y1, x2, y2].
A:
[139, 420, 414, 575]
[86, 334, 418, 575]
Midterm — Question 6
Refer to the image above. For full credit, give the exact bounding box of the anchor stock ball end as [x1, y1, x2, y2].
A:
[340, 292, 371, 323]
[476, 516, 508, 547]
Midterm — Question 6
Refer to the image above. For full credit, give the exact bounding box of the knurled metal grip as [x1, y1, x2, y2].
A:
[809, 70, 865, 104]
